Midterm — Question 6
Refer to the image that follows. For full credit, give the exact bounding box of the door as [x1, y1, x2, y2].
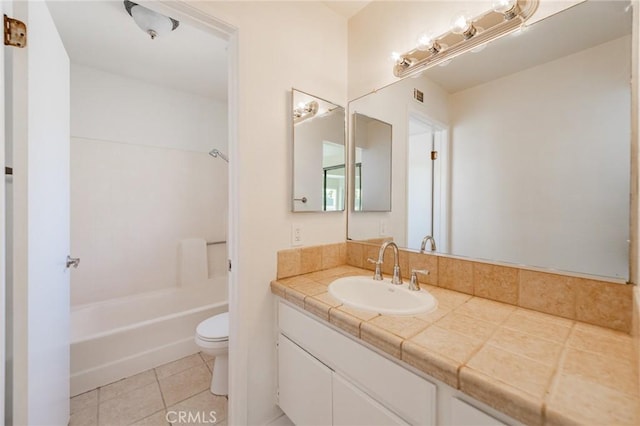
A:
[278, 334, 332, 425]
[8, 1, 71, 424]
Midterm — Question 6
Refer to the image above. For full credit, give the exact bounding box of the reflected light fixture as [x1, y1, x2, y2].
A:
[391, 0, 538, 78]
[293, 100, 319, 123]
[450, 12, 477, 39]
[124, 1, 179, 40]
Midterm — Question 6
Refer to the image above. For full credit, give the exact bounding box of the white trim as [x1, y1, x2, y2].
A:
[128, 2, 246, 423]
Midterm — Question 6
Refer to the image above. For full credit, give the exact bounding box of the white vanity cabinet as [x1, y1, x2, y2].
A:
[277, 302, 436, 425]
[276, 300, 520, 426]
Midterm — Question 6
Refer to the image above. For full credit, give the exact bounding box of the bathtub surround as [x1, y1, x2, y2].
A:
[178, 239, 210, 288]
[70, 64, 228, 305]
[271, 267, 640, 425]
[69, 353, 227, 426]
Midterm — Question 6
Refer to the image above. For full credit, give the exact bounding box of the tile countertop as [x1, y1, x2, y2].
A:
[270, 265, 640, 426]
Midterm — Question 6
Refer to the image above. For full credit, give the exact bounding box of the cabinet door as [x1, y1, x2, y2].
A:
[278, 334, 332, 426]
[333, 373, 408, 426]
[451, 398, 507, 426]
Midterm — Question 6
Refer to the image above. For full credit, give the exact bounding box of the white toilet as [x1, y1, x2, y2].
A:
[195, 312, 229, 396]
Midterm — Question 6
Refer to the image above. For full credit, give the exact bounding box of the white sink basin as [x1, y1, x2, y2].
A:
[328, 276, 437, 316]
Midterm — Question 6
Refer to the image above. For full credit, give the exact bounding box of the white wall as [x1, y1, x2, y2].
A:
[70, 64, 228, 305]
[181, 2, 347, 424]
[448, 36, 630, 278]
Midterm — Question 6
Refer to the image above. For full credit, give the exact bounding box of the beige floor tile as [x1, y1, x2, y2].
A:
[71, 389, 98, 414]
[199, 351, 215, 362]
[156, 354, 204, 380]
[489, 327, 563, 366]
[100, 369, 158, 402]
[69, 405, 98, 426]
[167, 390, 228, 425]
[99, 382, 164, 426]
[159, 364, 212, 406]
[132, 410, 169, 426]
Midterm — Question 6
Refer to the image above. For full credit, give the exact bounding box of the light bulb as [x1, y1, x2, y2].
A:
[451, 12, 471, 34]
[450, 12, 477, 39]
[493, 0, 519, 20]
[492, 0, 517, 13]
[390, 51, 401, 62]
[416, 33, 433, 51]
[416, 32, 441, 54]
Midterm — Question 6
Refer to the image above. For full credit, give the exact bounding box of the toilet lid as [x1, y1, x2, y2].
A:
[197, 312, 229, 341]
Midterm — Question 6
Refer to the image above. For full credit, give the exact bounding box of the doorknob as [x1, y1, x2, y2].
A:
[66, 256, 80, 269]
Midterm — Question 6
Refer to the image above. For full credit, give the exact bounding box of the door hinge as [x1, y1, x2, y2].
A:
[227, 259, 232, 272]
[4, 15, 27, 48]
[431, 150, 438, 160]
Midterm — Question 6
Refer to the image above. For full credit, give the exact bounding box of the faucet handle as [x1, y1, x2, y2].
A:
[366, 257, 380, 265]
[408, 269, 430, 291]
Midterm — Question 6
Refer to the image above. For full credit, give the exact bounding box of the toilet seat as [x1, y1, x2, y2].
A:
[196, 312, 229, 342]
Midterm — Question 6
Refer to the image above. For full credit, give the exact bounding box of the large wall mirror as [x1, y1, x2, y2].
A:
[347, 1, 632, 280]
[292, 89, 346, 212]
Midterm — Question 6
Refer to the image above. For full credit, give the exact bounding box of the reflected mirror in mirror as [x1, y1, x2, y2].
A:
[353, 113, 392, 212]
[292, 89, 346, 212]
[348, 0, 631, 280]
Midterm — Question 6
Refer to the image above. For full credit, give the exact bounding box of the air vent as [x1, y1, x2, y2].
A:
[414, 89, 424, 103]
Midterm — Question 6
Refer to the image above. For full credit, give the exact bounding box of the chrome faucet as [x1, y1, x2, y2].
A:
[367, 241, 403, 285]
[408, 269, 429, 291]
[420, 235, 436, 253]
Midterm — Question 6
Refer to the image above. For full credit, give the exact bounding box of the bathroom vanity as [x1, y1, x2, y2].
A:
[271, 264, 639, 426]
[277, 300, 515, 426]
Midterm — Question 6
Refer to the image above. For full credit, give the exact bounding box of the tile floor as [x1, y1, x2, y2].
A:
[70, 352, 228, 426]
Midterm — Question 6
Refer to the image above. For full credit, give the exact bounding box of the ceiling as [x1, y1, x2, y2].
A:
[322, 1, 370, 19]
[47, 1, 228, 100]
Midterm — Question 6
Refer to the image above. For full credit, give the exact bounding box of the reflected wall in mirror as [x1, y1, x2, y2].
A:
[348, 1, 631, 280]
[292, 89, 346, 212]
[353, 113, 392, 212]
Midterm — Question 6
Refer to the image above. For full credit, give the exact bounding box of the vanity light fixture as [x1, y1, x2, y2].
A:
[392, 0, 538, 78]
[124, 1, 179, 40]
[293, 100, 319, 123]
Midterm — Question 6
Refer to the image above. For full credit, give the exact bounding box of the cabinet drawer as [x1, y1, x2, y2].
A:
[278, 334, 333, 426]
[279, 302, 436, 426]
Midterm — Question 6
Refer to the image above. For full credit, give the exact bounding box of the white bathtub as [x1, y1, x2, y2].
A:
[70, 278, 227, 396]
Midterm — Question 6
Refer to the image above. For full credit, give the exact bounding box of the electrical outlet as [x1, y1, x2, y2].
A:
[292, 223, 303, 246]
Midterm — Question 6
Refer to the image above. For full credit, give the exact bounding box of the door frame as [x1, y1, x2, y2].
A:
[406, 106, 450, 254]
[149, 2, 243, 423]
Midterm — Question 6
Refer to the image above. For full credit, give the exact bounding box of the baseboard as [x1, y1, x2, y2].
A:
[70, 336, 199, 396]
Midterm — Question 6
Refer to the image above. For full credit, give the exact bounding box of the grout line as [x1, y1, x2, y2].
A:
[154, 368, 168, 410]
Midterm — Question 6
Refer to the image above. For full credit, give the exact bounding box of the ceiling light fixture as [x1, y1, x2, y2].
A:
[392, 0, 538, 78]
[124, 1, 179, 40]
